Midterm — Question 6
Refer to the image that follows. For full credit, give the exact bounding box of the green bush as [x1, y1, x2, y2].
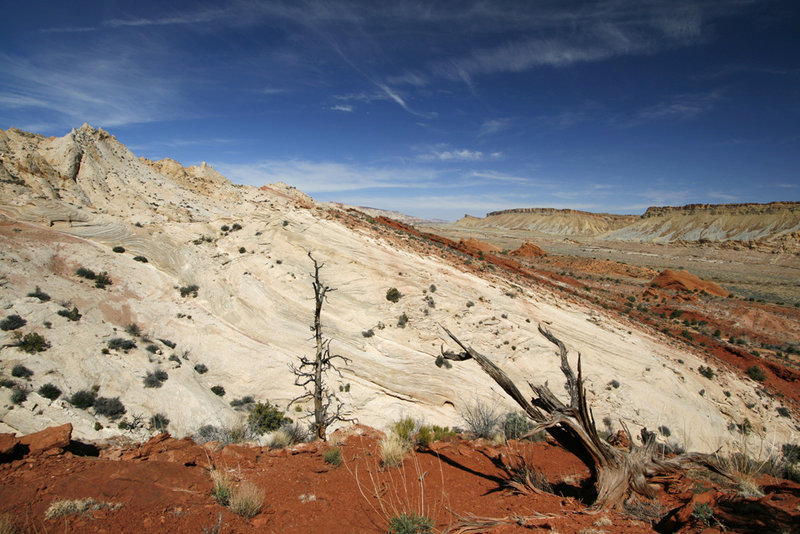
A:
[504, 411, 534, 440]
[221, 225, 230, 232]
[391, 417, 417, 443]
[362, 329, 375, 337]
[238, 247, 246, 254]
[18, 332, 49, 353]
[746, 366, 766, 382]
[11, 364, 33, 378]
[94, 272, 112, 289]
[27, 286, 50, 301]
[230, 396, 255, 409]
[57, 307, 81, 321]
[397, 313, 408, 328]
[387, 513, 434, 534]
[108, 338, 136, 352]
[323, 447, 342, 466]
[247, 402, 290, 435]
[38, 383, 62, 400]
[179, 284, 199, 298]
[143, 370, 168, 388]
[112, 246, 125, 253]
[231, 223, 242, 231]
[133, 256, 148, 263]
[69, 390, 97, 409]
[194, 363, 208, 374]
[698, 366, 715, 379]
[211, 385, 225, 396]
[125, 323, 141, 337]
[76, 267, 96, 280]
[0, 314, 26, 331]
[94, 397, 126, 419]
[386, 287, 402, 303]
[149, 413, 170, 432]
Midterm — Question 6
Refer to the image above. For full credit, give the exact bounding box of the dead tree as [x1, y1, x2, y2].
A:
[440, 323, 729, 510]
[290, 252, 352, 441]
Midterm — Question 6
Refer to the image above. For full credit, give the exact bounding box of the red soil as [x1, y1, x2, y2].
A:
[508, 242, 547, 257]
[2, 425, 799, 533]
[649, 269, 730, 298]
[458, 237, 502, 254]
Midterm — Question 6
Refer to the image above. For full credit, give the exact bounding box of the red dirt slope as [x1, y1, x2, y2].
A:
[649, 269, 730, 297]
[459, 237, 502, 254]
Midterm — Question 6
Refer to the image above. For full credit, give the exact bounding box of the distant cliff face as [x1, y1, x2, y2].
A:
[456, 202, 800, 243]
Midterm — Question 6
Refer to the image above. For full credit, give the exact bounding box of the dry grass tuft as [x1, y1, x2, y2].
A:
[44, 498, 122, 520]
[0, 514, 16, 534]
[267, 428, 292, 449]
[380, 433, 411, 468]
[229, 480, 265, 519]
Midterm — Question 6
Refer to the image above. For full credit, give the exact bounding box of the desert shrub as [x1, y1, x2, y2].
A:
[391, 417, 417, 443]
[11, 364, 33, 378]
[133, 255, 148, 263]
[230, 395, 255, 409]
[94, 272, 112, 289]
[229, 481, 264, 519]
[608, 379, 620, 389]
[27, 286, 50, 302]
[397, 313, 408, 328]
[69, 389, 97, 409]
[94, 397, 126, 419]
[387, 513, 434, 534]
[386, 287, 402, 303]
[149, 413, 170, 432]
[38, 383, 62, 400]
[267, 428, 292, 449]
[777, 406, 790, 417]
[231, 223, 242, 231]
[179, 284, 199, 298]
[194, 363, 208, 374]
[429, 284, 436, 293]
[94, 422, 103, 431]
[18, 332, 49, 353]
[211, 385, 225, 396]
[466, 300, 474, 307]
[57, 307, 81, 321]
[434, 354, 452, 369]
[281, 421, 309, 444]
[220, 224, 230, 232]
[125, 323, 141, 337]
[461, 399, 502, 439]
[507, 463, 552, 493]
[247, 402, 290, 435]
[112, 246, 125, 253]
[159, 338, 176, 349]
[504, 411, 534, 440]
[145, 344, 159, 354]
[323, 447, 342, 466]
[195, 424, 256, 445]
[10, 387, 27, 405]
[692, 502, 714, 525]
[698, 365, 715, 379]
[746, 366, 766, 382]
[0, 378, 16, 389]
[658, 425, 672, 437]
[362, 329, 375, 338]
[0, 314, 26, 331]
[107, 338, 136, 352]
[143, 370, 168, 388]
[211, 471, 232, 505]
[76, 267, 96, 280]
[44, 498, 121, 520]
[238, 247, 246, 253]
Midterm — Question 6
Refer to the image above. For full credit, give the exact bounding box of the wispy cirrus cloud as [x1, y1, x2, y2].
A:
[419, 149, 485, 162]
[479, 118, 512, 136]
[330, 104, 354, 112]
[636, 91, 721, 121]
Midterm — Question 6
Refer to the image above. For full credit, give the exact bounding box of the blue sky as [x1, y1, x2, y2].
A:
[1, 1, 798, 220]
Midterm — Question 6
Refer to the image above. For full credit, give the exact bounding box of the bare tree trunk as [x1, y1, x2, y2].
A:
[440, 323, 728, 510]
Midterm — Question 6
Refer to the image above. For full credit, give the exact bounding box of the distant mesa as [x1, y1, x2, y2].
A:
[508, 241, 547, 257]
[648, 269, 729, 298]
[459, 237, 501, 254]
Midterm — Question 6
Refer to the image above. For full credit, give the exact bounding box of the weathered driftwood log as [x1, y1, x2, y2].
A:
[440, 323, 730, 510]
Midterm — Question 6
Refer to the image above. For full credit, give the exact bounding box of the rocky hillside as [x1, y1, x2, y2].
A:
[0, 125, 794, 454]
[454, 203, 800, 244]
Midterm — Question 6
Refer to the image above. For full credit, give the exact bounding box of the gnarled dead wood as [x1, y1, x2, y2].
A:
[440, 323, 729, 510]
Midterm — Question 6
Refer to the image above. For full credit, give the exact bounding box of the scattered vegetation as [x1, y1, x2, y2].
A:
[133, 255, 148, 263]
[230, 395, 255, 409]
[504, 411, 534, 440]
[229, 481, 264, 519]
[460, 399, 502, 439]
[387, 513, 434, 534]
[397, 313, 408, 328]
[11, 364, 33, 378]
[94, 397, 126, 419]
[179, 284, 199, 298]
[0, 314, 26, 331]
[10, 388, 27, 405]
[386, 287, 402, 303]
[362, 329, 375, 338]
[17, 332, 50, 353]
[211, 385, 225, 396]
[57, 307, 81, 321]
[94, 272, 112, 289]
[698, 365, 715, 379]
[149, 413, 170, 432]
[323, 447, 342, 466]
[107, 338, 137, 352]
[112, 246, 125, 253]
[44, 498, 122, 520]
[745, 365, 766, 382]
[247, 401, 290, 435]
[37, 383, 62, 400]
[69, 390, 97, 409]
[27, 286, 50, 302]
[380, 432, 410, 468]
[76, 267, 96, 280]
[143, 369, 168, 388]
[194, 363, 208, 374]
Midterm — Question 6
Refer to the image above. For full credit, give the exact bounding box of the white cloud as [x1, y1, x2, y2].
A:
[420, 149, 484, 162]
[636, 92, 721, 121]
[479, 118, 511, 136]
[330, 104, 354, 112]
